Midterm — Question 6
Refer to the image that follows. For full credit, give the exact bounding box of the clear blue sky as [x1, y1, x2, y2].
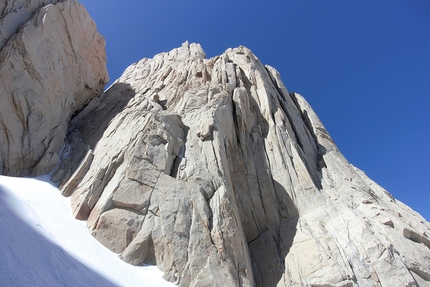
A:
[80, 0, 430, 220]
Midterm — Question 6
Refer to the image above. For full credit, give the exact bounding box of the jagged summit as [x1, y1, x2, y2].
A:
[51, 42, 430, 286]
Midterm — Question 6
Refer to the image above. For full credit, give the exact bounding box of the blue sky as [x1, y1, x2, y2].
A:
[80, 1, 430, 220]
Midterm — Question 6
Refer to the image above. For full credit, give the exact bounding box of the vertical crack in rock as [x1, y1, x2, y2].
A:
[170, 126, 189, 178]
[50, 42, 430, 287]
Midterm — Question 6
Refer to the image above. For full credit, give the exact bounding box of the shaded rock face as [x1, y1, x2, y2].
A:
[56, 42, 430, 287]
[0, 0, 108, 176]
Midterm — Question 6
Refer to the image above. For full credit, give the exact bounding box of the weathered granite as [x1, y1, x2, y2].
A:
[0, 0, 108, 176]
[58, 42, 430, 287]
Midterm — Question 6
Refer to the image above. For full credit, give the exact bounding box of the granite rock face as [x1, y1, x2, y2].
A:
[56, 42, 430, 286]
[0, 0, 108, 176]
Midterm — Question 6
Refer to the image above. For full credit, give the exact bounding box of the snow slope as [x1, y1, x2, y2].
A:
[0, 175, 174, 287]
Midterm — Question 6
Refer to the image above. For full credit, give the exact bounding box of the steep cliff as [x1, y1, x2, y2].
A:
[54, 42, 430, 287]
[0, 0, 108, 176]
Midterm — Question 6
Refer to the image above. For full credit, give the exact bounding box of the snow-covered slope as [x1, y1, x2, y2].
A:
[0, 175, 174, 287]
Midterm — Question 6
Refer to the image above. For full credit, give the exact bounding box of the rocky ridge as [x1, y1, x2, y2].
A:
[0, 0, 108, 176]
[53, 42, 430, 287]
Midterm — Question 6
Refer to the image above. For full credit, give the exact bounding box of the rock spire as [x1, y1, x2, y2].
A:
[54, 42, 430, 287]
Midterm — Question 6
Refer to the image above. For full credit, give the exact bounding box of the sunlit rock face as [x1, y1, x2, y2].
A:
[0, 0, 108, 176]
[53, 42, 430, 287]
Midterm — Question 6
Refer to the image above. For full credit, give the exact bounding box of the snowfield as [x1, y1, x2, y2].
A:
[0, 175, 174, 287]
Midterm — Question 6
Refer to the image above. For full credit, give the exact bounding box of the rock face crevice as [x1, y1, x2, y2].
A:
[0, 0, 108, 176]
[54, 42, 430, 286]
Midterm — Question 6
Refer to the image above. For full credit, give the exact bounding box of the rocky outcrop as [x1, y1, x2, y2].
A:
[1, 0, 58, 50]
[56, 42, 430, 286]
[0, 0, 108, 176]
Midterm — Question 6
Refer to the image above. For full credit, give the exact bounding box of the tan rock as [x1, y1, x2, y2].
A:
[381, 217, 394, 227]
[0, 0, 60, 50]
[0, 0, 108, 176]
[422, 235, 430, 249]
[112, 181, 152, 211]
[59, 42, 430, 287]
[92, 208, 144, 253]
[404, 228, 423, 243]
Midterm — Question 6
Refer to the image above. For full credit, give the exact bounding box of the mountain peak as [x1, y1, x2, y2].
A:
[0, 1, 429, 286]
[52, 43, 430, 286]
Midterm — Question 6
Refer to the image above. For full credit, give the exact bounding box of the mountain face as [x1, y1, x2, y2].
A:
[50, 42, 430, 287]
[0, 1, 429, 286]
[0, 0, 108, 177]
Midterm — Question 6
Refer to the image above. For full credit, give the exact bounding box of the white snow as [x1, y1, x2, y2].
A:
[0, 174, 175, 287]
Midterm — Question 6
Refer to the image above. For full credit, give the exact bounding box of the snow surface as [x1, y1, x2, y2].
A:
[0, 174, 175, 287]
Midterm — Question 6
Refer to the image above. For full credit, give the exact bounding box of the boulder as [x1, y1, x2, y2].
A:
[92, 208, 144, 254]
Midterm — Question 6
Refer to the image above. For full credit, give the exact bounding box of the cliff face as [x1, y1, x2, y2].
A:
[53, 42, 430, 287]
[0, 0, 108, 176]
[0, 1, 429, 285]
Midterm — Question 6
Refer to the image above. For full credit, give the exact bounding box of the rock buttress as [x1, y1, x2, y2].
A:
[58, 42, 430, 287]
